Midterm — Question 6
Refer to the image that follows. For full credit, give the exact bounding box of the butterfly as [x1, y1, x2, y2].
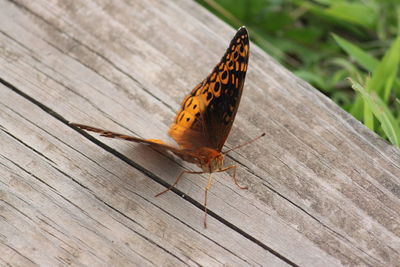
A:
[71, 26, 264, 227]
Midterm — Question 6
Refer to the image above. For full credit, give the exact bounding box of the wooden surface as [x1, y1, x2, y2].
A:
[1, 0, 400, 266]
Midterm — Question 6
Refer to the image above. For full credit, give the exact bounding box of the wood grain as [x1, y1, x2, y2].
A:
[0, 0, 399, 266]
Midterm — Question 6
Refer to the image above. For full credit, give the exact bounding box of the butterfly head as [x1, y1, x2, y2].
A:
[196, 147, 225, 173]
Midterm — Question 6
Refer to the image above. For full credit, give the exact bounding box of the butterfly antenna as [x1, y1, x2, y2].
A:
[223, 133, 266, 154]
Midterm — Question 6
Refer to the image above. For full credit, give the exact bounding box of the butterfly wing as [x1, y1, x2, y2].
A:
[70, 123, 202, 164]
[169, 27, 250, 152]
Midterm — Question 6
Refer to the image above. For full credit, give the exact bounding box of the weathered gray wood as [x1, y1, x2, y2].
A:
[0, 83, 285, 266]
[0, 0, 399, 266]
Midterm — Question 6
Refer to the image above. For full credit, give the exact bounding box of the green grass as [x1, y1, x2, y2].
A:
[198, 0, 400, 147]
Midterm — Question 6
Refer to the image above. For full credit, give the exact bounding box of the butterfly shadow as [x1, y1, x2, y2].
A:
[121, 143, 191, 192]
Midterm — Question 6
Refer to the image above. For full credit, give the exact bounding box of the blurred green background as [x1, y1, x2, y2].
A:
[198, 0, 400, 147]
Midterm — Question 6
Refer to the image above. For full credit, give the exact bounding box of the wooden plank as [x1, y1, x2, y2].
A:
[0, 0, 399, 266]
[0, 84, 286, 266]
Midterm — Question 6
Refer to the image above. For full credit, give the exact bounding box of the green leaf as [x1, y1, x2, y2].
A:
[364, 99, 375, 131]
[329, 58, 362, 80]
[294, 70, 328, 90]
[259, 12, 293, 31]
[313, 0, 344, 4]
[284, 27, 322, 44]
[350, 94, 364, 121]
[332, 34, 379, 72]
[366, 36, 400, 101]
[324, 3, 377, 29]
[363, 76, 375, 131]
[350, 79, 400, 147]
[333, 34, 400, 102]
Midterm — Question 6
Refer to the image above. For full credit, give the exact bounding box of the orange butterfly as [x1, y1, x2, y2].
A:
[71, 26, 264, 227]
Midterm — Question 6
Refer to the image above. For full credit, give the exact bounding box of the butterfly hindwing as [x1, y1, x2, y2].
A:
[169, 27, 249, 151]
[70, 123, 202, 164]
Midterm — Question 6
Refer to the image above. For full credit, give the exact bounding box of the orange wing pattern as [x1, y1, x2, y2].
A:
[169, 27, 249, 151]
[71, 27, 249, 163]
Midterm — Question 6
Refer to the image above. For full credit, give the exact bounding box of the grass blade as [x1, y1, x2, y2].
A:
[332, 34, 378, 72]
[349, 79, 400, 147]
[366, 36, 400, 101]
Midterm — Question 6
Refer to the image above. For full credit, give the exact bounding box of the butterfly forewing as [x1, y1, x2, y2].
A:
[72, 28, 249, 163]
[169, 27, 249, 152]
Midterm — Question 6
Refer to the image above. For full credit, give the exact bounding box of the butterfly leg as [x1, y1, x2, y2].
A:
[155, 170, 204, 197]
[203, 173, 214, 228]
[217, 165, 248, 190]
